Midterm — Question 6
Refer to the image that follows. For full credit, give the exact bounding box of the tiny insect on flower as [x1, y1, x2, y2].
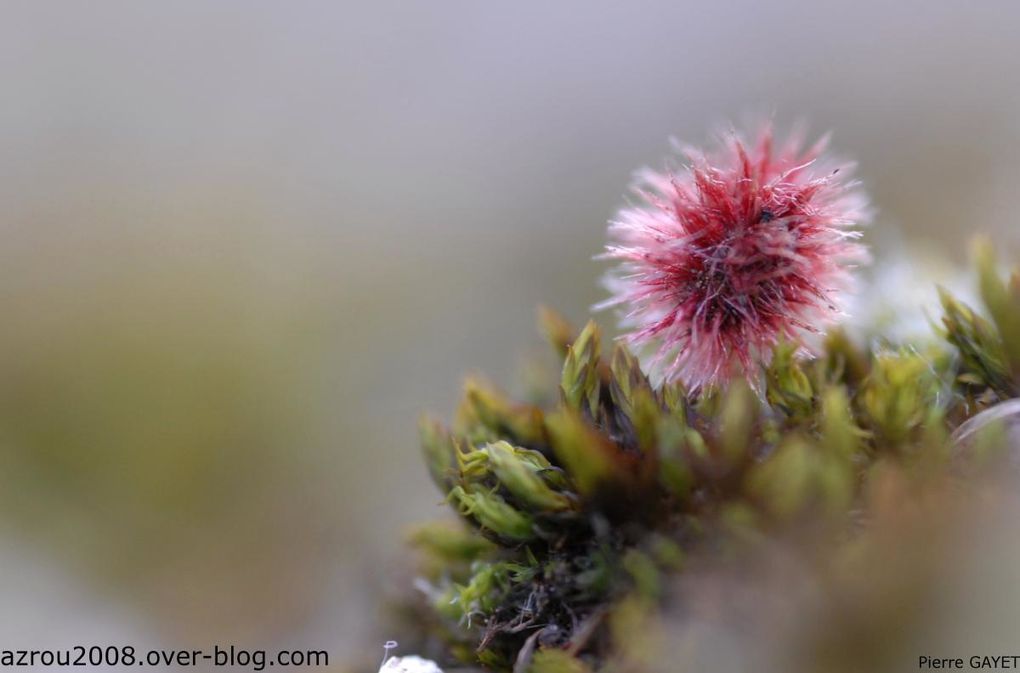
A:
[598, 123, 870, 391]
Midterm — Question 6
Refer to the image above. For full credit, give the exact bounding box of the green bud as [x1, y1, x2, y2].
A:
[655, 414, 694, 499]
[455, 442, 491, 482]
[609, 344, 653, 418]
[500, 442, 571, 491]
[560, 320, 602, 416]
[455, 377, 548, 446]
[484, 441, 574, 512]
[448, 486, 535, 541]
[859, 350, 942, 448]
[545, 408, 626, 498]
[939, 285, 1013, 396]
[538, 305, 577, 360]
[407, 520, 495, 564]
[822, 327, 869, 388]
[419, 415, 457, 492]
[658, 379, 690, 423]
[456, 561, 511, 616]
[819, 386, 865, 460]
[975, 238, 1020, 387]
[766, 340, 815, 418]
[717, 379, 757, 467]
[610, 344, 661, 454]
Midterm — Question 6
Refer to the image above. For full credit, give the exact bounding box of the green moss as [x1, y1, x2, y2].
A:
[404, 250, 1020, 671]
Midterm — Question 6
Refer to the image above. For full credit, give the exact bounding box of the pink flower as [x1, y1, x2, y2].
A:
[599, 124, 870, 392]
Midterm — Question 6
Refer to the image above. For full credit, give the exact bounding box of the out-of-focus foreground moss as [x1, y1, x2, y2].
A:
[392, 241, 1020, 672]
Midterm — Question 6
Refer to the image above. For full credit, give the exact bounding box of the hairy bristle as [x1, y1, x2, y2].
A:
[599, 124, 870, 391]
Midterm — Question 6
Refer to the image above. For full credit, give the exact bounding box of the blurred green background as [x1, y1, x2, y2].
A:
[1, 0, 1018, 663]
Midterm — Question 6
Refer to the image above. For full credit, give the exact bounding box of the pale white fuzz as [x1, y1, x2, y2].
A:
[379, 655, 444, 673]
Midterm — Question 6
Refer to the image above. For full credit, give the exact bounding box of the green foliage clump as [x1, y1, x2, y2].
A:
[405, 244, 1020, 672]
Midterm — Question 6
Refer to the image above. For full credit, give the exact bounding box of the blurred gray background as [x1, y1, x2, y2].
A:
[0, 0, 1018, 665]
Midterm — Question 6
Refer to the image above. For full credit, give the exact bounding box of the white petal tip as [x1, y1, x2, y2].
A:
[380, 655, 444, 673]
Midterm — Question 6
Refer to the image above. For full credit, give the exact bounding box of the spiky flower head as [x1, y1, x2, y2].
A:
[600, 124, 870, 391]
